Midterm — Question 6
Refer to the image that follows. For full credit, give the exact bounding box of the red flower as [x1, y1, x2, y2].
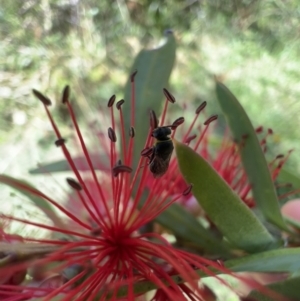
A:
[0, 73, 233, 300]
[156, 122, 292, 212]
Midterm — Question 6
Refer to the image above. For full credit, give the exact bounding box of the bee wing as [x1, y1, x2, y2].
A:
[149, 155, 172, 178]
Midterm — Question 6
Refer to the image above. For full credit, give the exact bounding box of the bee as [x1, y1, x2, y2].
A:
[142, 126, 174, 178]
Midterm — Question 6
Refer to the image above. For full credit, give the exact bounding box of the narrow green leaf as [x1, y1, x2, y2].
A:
[285, 216, 300, 230]
[249, 275, 300, 300]
[123, 31, 176, 169]
[157, 203, 233, 257]
[175, 140, 275, 252]
[0, 175, 66, 229]
[278, 167, 300, 189]
[225, 247, 300, 273]
[215, 81, 286, 229]
[29, 154, 109, 174]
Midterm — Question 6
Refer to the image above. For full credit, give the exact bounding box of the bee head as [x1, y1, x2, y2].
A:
[152, 127, 172, 140]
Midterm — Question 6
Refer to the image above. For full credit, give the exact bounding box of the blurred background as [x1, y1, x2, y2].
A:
[1, 0, 300, 175]
[1, 0, 300, 178]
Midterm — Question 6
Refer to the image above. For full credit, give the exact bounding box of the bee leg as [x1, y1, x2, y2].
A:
[141, 147, 154, 161]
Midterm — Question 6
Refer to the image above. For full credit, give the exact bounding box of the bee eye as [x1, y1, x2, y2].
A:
[152, 128, 158, 137]
[165, 127, 172, 135]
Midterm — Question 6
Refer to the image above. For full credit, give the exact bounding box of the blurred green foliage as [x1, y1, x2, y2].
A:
[1, 0, 300, 173]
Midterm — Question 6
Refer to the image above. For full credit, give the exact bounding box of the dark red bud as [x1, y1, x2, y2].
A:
[268, 128, 273, 135]
[163, 88, 176, 103]
[55, 138, 66, 147]
[112, 165, 133, 177]
[116, 99, 125, 110]
[62, 85, 70, 104]
[32, 89, 52, 106]
[130, 70, 138, 82]
[171, 117, 184, 129]
[255, 126, 263, 133]
[195, 101, 207, 114]
[204, 114, 218, 125]
[149, 110, 159, 129]
[185, 134, 197, 144]
[107, 95, 116, 107]
[66, 178, 82, 191]
[108, 127, 117, 142]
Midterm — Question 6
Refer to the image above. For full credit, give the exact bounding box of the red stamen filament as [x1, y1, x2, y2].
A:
[183, 109, 203, 142]
[160, 97, 170, 126]
[118, 106, 127, 165]
[271, 150, 293, 181]
[64, 99, 111, 225]
[41, 103, 110, 230]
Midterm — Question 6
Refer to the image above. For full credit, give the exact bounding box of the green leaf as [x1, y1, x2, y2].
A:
[225, 247, 300, 273]
[174, 140, 275, 253]
[0, 175, 66, 229]
[29, 154, 109, 174]
[278, 167, 300, 189]
[215, 81, 286, 229]
[156, 203, 233, 257]
[285, 216, 300, 230]
[123, 31, 176, 169]
[249, 275, 300, 300]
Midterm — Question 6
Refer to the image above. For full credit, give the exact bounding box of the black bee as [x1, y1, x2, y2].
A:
[142, 126, 174, 178]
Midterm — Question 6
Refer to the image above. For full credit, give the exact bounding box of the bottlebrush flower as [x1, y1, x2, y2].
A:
[0, 72, 237, 301]
[156, 121, 293, 213]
